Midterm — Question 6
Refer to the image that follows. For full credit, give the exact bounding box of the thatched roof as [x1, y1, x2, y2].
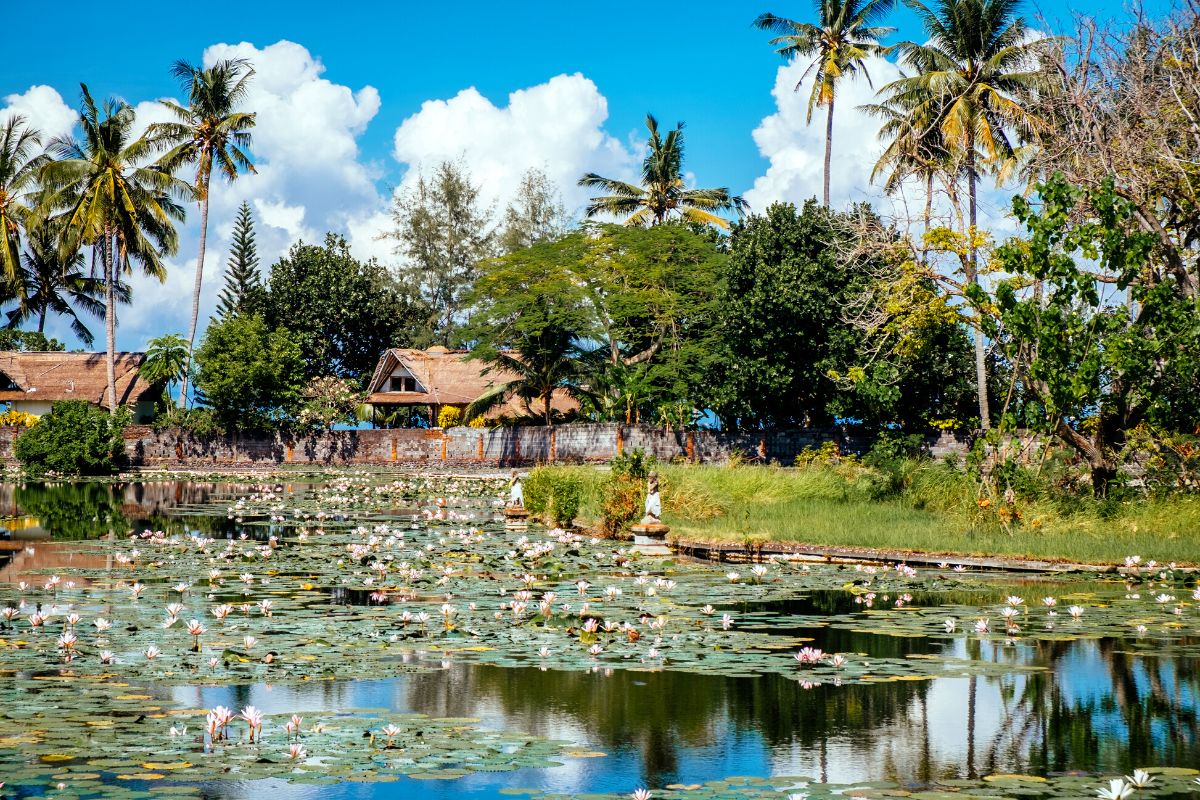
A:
[0, 352, 154, 408]
[365, 347, 577, 418]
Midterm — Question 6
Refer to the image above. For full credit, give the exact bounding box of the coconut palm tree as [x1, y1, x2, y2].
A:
[466, 326, 595, 428]
[579, 115, 746, 228]
[754, 0, 897, 207]
[39, 85, 190, 413]
[0, 115, 48, 289]
[5, 215, 127, 345]
[875, 0, 1052, 429]
[148, 57, 256, 408]
[139, 333, 189, 411]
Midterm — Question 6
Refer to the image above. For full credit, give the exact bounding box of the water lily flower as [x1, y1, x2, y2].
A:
[1006, 596, 1024, 607]
[208, 657, 219, 669]
[1126, 770, 1155, 788]
[830, 654, 848, 668]
[1068, 606, 1085, 619]
[588, 644, 603, 656]
[603, 586, 621, 601]
[1096, 778, 1134, 800]
[381, 723, 402, 747]
[1, 607, 18, 621]
[240, 705, 264, 742]
[726, 572, 740, 583]
[1154, 593, 1175, 604]
[187, 618, 206, 638]
[169, 724, 188, 737]
[130, 582, 145, 599]
[794, 647, 825, 665]
[258, 600, 273, 617]
[287, 742, 307, 760]
[1042, 597, 1057, 607]
[721, 613, 734, 630]
[99, 650, 115, 664]
[145, 645, 161, 660]
[1135, 624, 1148, 635]
[94, 617, 111, 632]
[582, 618, 600, 633]
[538, 646, 551, 658]
[57, 631, 77, 651]
[750, 565, 768, 579]
[974, 619, 990, 633]
[700, 605, 715, 616]
[953, 565, 967, 572]
[212, 604, 233, 620]
[27, 611, 46, 629]
[632, 789, 652, 800]
[65, 613, 81, 626]
[944, 618, 958, 632]
[244, 635, 257, 651]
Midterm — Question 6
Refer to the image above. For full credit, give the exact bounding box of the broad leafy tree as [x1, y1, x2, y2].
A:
[40, 85, 190, 413]
[579, 115, 747, 228]
[989, 175, 1200, 495]
[149, 57, 256, 407]
[193, 313, 305, 431]
[264, 233, 425, 382]
[755, 0, 897, 207]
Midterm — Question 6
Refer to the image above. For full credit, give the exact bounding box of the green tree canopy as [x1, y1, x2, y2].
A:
[193, 313, 305, 431]
[263, 233, 425, 383]
[215, 201, 264, 319]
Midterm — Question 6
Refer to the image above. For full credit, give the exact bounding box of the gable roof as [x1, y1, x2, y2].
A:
[0, 352, 154, 408]
[365, 347, 577, 417]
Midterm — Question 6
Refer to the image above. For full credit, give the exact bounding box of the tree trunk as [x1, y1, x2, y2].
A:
[104, 232, 118, 416]
[822, 99, 834, 208]
[966, 145, 991, 430]
[544, 393, 552, 428]
[178, 194, 210, 409]
[37, 307, 46, 334]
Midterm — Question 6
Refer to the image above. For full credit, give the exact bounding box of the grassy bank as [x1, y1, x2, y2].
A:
[537, 461, 1200, 565]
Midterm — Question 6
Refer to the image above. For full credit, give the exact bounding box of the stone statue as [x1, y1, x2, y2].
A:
[642, 471, 661, 522]
[508, 471, 524, 508]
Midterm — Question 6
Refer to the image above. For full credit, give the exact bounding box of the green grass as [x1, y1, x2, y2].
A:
[541, 461, 1200, 566]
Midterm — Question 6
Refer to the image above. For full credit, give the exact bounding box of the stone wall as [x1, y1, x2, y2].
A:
[0, 423, 978, 469]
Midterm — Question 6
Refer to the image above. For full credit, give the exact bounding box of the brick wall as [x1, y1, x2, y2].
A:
[0, 423, 990, 469]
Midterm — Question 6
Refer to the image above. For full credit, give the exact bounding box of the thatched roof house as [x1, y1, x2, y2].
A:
[0, 352, 158, 421]
[365, 347, 576, 425]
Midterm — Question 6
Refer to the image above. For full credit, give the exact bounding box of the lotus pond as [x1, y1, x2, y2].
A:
[0, 475, 1198, 800]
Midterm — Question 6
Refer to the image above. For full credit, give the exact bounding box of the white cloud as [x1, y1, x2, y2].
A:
[390, 73, 637, 217]
[0, 85, 75, 143]
[746, 56, 904, 212]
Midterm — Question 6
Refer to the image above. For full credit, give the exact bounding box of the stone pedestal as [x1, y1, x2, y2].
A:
[630, 520, 671, 556]
[503, 506, 529, 530]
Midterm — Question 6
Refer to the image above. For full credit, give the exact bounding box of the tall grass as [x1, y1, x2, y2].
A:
[536, 460, 1200, 565]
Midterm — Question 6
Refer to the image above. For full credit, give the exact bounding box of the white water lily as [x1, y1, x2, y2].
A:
[1126, 770, 1155, 788]
[1096, 778, 1134, 800]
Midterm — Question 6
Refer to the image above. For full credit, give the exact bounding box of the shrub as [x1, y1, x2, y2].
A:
[524, 467, 584, 527]
[14, 401, 127, 476]
[599, 448, 655, 537]
[437, 406, 464, 429]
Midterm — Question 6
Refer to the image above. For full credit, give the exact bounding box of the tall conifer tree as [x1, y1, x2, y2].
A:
[215, 201, 262, 318]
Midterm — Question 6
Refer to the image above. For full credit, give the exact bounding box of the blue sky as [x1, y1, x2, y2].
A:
[0, 0, 1161, 350]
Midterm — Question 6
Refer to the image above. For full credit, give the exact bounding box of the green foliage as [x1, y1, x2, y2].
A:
[0, 329, 64, 351]
[14, 482, 127, 539]
[382, 161, 494, 345]
[150, 406, 224, 436]
[13, 400, 127, 476]
[599, 448, 657, 537]
[264, 233, 425, 383]
[711, 201, 874, 427]
[215, 201, 264, 318]
[523, 467, 584, 527]
[140, 333, 189, 402]
[296, 376, 363, 431]
[193, 314, 305, 431]
[990, 175, 1200, 495]
[611, 447, 655, 480]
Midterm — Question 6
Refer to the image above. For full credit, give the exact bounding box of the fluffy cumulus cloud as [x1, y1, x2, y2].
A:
[0, 85, 76, 143]
[745, 56, 904, 213]
[391, 73, 637, 216]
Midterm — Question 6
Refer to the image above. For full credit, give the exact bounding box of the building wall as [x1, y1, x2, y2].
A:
[0, 423, 989, 469]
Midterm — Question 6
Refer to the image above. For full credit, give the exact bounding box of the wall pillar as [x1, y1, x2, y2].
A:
[477, 433, 484, 462]
[616, 425, 624, 456]
[549, 428, 557, 463]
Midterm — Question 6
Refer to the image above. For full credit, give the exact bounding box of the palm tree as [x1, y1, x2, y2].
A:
[579, 115, 746, 228]
[754, 0, 897, 207]
[5, 215, 126, 345]
[139, 333, 189, 411]
[148, 57, 256, 408]
[39, 85, 191, 413]
[875, 0, 1051, 429]
[466, 327, 594, 428]
[0, 115, 48, 288]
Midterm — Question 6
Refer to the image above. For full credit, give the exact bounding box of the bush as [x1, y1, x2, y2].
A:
[599, 448, 655, 537]
[14, 401, 127, 476]
[524, 467, 584, 527]
[437, 406, 464, 428]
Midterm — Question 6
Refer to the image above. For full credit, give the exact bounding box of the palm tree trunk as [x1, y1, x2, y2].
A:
[178, 194, 210, 409]
[544, 393, 552, 428]
[104, 232, 118, 416]
[37, 307, 46, 334]
[922, 171, 934, 264]
[823, 99, 834, 208]
[966, 146, 990, 430]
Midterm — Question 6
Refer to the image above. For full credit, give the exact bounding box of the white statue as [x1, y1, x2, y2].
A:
[508, 471, 524, 508]
[643, 472, 661, 521]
